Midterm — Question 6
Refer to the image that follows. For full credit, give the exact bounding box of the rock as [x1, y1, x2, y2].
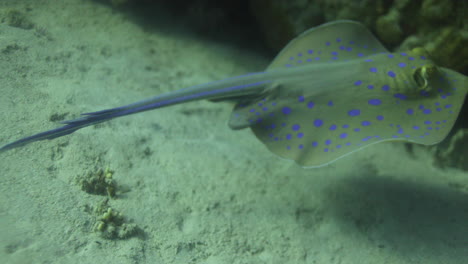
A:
[433, 129, 468, 171]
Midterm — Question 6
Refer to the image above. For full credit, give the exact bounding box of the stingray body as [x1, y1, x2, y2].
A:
[1, 20, 467, 167]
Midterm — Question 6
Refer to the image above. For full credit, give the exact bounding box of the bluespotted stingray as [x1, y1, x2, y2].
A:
[1, 20, 467, 167]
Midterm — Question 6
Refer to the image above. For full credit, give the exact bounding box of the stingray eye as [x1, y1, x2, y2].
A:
[413, 64, 440, 93]
[413, 66, 427, 88]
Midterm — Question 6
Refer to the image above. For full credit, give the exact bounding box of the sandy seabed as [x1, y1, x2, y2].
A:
[0, 1, 467, 263]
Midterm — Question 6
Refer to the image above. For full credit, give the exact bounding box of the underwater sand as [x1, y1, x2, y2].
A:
[0, 1, 467, 263]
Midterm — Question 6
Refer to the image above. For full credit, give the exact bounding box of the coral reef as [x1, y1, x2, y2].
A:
[102, 0, 467, 74]
[77, 167, 117, 198]
[249, 0, 467, 74]
[93, 200, 142, 240]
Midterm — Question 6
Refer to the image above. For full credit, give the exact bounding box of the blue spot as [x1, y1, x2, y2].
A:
[408, 57, 414, 61]
[282, 107, 292, 115]
[421, 55, 427, 60]
[289, 57, 294, 61]
[365, 59, 373, 62]
[262, 107, 268, 111]
[298, 96, 305, 102]
[377, 115, 384, 121]
[367, 85, 374, 89]
[307, 101, 315, 109]
[298, 144, 304, 149]
[354, 128, 361, 132]
[328, 100, 334, 106]
[292, 124, 300, 131]
[368, 99, 382, 106]
[324, 148, 329, 153]
[413, 126, 420, 130]
[258, 102, 263, 107]
[297, 60, 303, 63]
[423, 109, 432, 114]
[420, 91, 429, 97]
[348, 109, 360, 116]
[346, 47, 352, 51]
[354, 80, 363, 86]
[445, 104, 452, 109]
[361, 121, 371, 126]
[336, 38, 341, 42]
[394, 93, 407, 100]
[406, 108, 414, 115]
[424, 120, 431, 125]
[342, 124, 349, 128]
[398, 128, 404, 134]
[398, 62, 406, 67]
[286, 134, 292, 140]
[325, 139, 332, 145]
[249, 108, 255, 113]
[308, 49, 314, 54]
[400, 52, 407, 56]
[419, 104, 424, 110]
[346, 142, 351, 146]
[326, 42, 331, 46]
[388, 54, 394, 58]
[362, 136, 372, 142]
[329, 124, 337, 131]
[337, 145, 342, 149]
[358, 53, 364, 57]
[312, 141, 318, 147]
[369, 67, 377, 73]
[340, 133, 348, 139]
[314, 119, 323, 127]
[297, 132, 304, 138]
[270, 124, 276, 129]
[331, 51, 338, 56]
[387, 71, 396, 78]
[382, 85, 390, 91]
[287, 146, 291, 150]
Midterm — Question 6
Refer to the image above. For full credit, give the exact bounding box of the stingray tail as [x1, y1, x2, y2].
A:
[0, 77, 271, 152]
[0, 107, 128, 152]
